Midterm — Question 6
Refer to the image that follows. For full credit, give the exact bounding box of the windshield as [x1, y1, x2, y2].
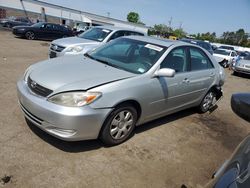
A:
[86, 38, 166, 74]
[214, 49, 230, 56]
[78, 27, 112, 42]
[32, 22, 45, 27]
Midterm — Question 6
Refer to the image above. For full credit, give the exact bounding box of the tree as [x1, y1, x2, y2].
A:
[172, 28, 186, 39]
[127, 12, 140, 23]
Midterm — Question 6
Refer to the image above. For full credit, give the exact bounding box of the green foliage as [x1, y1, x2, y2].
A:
[127, 12, 140, 23]
[172, 28, 186, 39]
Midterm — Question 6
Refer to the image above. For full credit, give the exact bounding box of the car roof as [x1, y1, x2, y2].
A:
[216, 48, 235, 52]
[94, 25, 145, 34]
[123, 35, 186, 48]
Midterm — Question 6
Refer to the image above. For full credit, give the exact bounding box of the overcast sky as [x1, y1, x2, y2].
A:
[41, 0, 250, 36]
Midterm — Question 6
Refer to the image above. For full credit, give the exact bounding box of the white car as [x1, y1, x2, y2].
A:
[213, 49, 237, 68]
[49, 26, 145, 58]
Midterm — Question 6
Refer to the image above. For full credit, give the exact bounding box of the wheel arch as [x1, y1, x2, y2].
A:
[209, 85, 223, 100]
[98, 99, 142, 138]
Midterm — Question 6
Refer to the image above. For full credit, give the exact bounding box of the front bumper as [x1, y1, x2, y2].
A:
[17, 80, 112, 141]
[232, 65, 250, 75]
[12, 29, 25, 37]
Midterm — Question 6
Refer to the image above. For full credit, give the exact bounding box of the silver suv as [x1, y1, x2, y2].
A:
[49, 26, 145, 58]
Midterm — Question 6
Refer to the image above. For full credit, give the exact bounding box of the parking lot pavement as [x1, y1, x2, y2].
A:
[0, 29, 250, 188]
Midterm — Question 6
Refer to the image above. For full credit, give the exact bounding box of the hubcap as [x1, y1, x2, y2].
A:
[202, 92, 214, 111]
[26, 32, 34, 39]
[110, 110, 134, 140]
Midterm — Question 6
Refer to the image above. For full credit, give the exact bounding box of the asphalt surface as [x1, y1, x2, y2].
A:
[0, 29, 250, 188]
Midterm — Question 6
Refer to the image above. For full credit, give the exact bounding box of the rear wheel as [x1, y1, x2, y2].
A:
[25, 31, 35, 40]
[100, 105, 137, 146]
[5, 23, 12, 28]
[199, 91, 216, 113]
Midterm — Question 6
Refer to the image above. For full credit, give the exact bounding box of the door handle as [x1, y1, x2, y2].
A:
[182, 78, 190, 83]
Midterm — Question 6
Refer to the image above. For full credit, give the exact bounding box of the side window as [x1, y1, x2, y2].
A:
[109, 31, 126, 40]
[231, 52, 236, 57]
[45, 24, 53, 29]
[160, 47, 187, 73]
[190, 47, 214, 71]
[126, 31, 144, 36]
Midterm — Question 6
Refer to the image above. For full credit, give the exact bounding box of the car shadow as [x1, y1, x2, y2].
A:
[232, 72, 250, 79]
[134, 108, 196, 134]
[14, 36, 53, 42]
[26, 108, 197, 153]
[26, 118, 103, 153]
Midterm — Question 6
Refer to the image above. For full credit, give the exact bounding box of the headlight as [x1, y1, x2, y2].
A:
[23, 67, 31, 82]
[48, 91, 102, 107]
[17, 28, 25, 31]
[66, 46, 83, 53]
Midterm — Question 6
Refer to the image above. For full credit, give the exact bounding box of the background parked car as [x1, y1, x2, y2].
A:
[205, 93, 250, 188]
[0, 17, 33, 28]
[213, 49, 237, 68]
[219, 45, 235, 50]
[17, 36, 225, 146]
[180, 38, 214, 55]
[12, 22, 73, 40]
[49, 26, 145, 58]
[238, 51, 250, 59]
[232, 54, 250, 76]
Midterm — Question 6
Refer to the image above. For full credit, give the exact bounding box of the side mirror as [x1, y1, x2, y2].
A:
[154, 68, 175, 77]
[231, 93, 250, 122]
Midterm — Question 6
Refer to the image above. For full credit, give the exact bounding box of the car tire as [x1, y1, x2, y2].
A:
[5, 23, 12, 28]
[233, 71, 238, 76]
[198, 90, 216, 113]
[100, 105, 137, 146]
[25, 31, 35, 40]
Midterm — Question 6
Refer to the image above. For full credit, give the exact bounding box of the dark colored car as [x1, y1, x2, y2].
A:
[180, 38, 213, 55]
[219, 45, 235, 51]
[238, 51, 250, 59]
[0, 17, 32, 28]
[12, 22, 73, 40]
[205, 93, 250, 188]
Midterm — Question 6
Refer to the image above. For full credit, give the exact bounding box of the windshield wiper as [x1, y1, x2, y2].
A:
[84, 53, 124, 70]
[84, 53, 110, 65]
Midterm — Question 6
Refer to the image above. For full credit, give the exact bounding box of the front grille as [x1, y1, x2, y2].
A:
[28, 77, 53, 97]
[50, 43, 65, 52]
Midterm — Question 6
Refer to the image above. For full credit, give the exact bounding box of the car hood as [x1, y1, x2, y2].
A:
[52, 36, 100, 47]
[29, 55, 135, 93]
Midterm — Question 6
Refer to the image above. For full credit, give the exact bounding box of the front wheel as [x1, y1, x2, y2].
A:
[198, 91, 216, 113]
[100, 105, 137, 146]
[25, 31, 35, 40]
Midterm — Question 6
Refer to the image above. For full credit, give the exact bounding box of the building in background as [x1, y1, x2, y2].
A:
[0, 0, 148, 33]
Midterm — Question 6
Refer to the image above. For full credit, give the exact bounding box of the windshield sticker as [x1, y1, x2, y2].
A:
[138, 68, 145, 73]
[102, 29, 110, 33]
[145, 44, 163, 52]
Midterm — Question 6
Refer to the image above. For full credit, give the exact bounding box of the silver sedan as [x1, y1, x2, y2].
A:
[17, 36, 225, 146]
[232, 54, 250, 75]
